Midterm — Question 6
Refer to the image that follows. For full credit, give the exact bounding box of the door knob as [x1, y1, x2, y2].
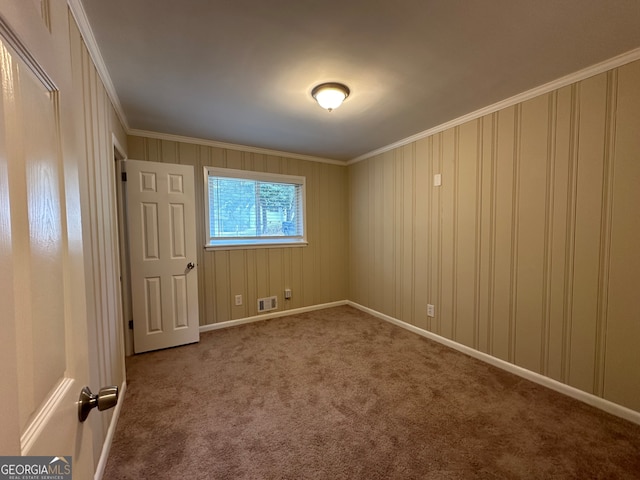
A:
[78, 385, 119, 422]
[186, 262, 195, 271]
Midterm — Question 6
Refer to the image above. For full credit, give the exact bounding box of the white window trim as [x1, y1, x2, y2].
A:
[203, 166, 307, 250]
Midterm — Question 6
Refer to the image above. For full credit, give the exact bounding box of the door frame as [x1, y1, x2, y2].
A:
[91, 133, 129, 479]
[114, 140, 135, 356]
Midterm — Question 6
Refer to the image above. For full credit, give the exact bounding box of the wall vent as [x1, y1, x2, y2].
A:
[257, 296, 278, 313]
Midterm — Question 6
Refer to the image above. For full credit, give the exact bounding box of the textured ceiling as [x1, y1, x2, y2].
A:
[80, 0, 640, 161]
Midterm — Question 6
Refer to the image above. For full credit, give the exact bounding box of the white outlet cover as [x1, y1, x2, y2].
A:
[427, 304, 435, 317]
[235, 295, 242, 306]
[433, 174, 442, 187]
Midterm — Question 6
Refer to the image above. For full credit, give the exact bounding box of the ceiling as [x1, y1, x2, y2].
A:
[80, 0, 640, 162]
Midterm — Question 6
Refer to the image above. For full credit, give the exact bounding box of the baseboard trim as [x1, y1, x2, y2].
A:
[347, 301, 640, 426]
[94, 380, 127, 480]
[199, 300, 349, 333]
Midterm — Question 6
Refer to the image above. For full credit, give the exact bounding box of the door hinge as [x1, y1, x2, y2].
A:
[121, 171, 127, 182]
[128, 320, 133, 329]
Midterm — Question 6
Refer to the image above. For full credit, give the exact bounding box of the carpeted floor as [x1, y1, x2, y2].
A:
[103, 306, 640, 479]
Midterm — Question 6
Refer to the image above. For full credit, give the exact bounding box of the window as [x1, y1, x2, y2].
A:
[204, 167, 307, 249]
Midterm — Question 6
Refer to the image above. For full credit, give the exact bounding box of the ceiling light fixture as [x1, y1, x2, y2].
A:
[311, 82, 350, 112]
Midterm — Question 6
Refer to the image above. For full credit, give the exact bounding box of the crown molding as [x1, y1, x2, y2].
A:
[67, 0, 129, 131]
[128, 129, 346, 166]
[348, 46, 640, 165]
[63, 3, 640, 168]
[63, 2, 339, 166]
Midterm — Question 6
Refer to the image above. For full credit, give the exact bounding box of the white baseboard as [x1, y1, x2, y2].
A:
[199, 300, 349, 333]
[347, 301, 640, 427]
[94, 380, 127, 480]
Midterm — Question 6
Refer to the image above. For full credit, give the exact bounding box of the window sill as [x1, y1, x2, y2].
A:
[204, 239, 308, 251]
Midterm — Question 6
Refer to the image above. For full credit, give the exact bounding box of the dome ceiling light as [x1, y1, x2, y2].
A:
[311, 82, 350, 112]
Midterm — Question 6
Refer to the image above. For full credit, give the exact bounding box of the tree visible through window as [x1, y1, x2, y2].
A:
[205, 167, 306, 247]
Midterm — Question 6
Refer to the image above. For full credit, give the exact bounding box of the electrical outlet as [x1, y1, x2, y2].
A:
[284, 288, 292, 299]
[427, 304, 435, 317]
[235, 295, 242, 306]
[433, 174, 442, 187]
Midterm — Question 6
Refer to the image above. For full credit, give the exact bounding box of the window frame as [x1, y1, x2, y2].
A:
[203, 166, 307, 250]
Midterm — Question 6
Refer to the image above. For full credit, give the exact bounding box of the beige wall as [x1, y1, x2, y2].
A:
[348, 60, 640, 413]
[69, 12, 127, 467]
[127, 136, 349, 325]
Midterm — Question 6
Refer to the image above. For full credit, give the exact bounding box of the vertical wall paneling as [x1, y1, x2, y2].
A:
[562, 84, 580, 383]
[455, 121, 480, 348]
[473, 121, 483, 351]
[491, 107, 515, 361]
[286, 156, 304, 310]
[569, 73, 608, 393]
[603, 61, 640, 412]
[226, 149, 242, 170]
[254, 248, 269, 300]
[508, 105, 522, 364]
[479, 115, 494, 354]
[515, 95, 549, 373]
[300, 161, 315, 307]
[367, 157, 379, 312]
[282, 247, 291, 311]
[434, 134, 443, 335]
[268, 248, 283, 307]
[129, 136, 349, 326]
[439, 129, 455, 339]
[214, 251, 231, 321]
[451, 128, 459, 342]
[319, 162, 330, 305]
[245, 249, 257, 317]
[394, 149, 402, 319]
[323, 164, 345, 303]
[546, 86, 572, 382]
[414, 138, 429, 330]
[348, 58, 640, 413]
[82, 31, 112, 447]
[313, 161, 323, 305]
[540, 92, 557, 376]
[382, 152, 395, 315]
[348, 160, 368, 306]
[194, 144, 207, 323]
[229, 250, 246, 319]
[594, 70, 617, 397]
[401, 144, 414, 325]
[204, 237, 216, 324]
[69, 13, 126, 468]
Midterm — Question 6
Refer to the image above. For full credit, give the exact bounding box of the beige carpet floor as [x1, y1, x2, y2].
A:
[103, 306, 640, 479]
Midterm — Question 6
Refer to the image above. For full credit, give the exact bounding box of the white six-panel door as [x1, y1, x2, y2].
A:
[125, 159, 200, 353]
[0, 2, 96, 477]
